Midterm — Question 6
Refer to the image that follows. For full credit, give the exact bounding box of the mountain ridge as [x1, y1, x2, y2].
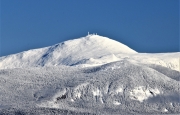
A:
[0, 60, 179, 114]
[0, 35, 179, 71]
[0, 35, 137, 69]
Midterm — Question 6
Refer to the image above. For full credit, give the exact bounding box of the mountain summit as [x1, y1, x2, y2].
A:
[0, 35, 179, 70]
[0, 35, 137, 69]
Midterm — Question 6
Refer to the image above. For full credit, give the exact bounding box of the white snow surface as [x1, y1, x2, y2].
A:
[0, 35, 180, 114]
[0, 35, 136, 69]
[0, 61, 179, 114]
[129, 86, 160, 102]
[0, 35, 179, 71]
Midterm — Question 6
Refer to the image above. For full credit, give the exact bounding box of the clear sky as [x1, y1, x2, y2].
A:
[0, 0, 179, 56]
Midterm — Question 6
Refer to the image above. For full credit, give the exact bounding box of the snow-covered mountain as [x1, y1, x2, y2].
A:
[0, 35, 179, 71]
[0, 35, 179, 114]
[0, 35, 137, 69]
[0, 61, 179, 114]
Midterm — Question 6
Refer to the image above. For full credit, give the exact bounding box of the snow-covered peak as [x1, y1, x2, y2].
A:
[55, 34, 137, 54]
[0, 35, 179, 70]
[87, 35, 137, 53]
[0, 35, 137, 69]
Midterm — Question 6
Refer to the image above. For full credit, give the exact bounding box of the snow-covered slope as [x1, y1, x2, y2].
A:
[0, 35, 179, 114]
[0, 61, 179, 114]
[0, 35, 179, 71]
[0, 35, 137, 69]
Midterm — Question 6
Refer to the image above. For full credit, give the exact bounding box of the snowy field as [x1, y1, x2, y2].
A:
[0, 35, 179, 114]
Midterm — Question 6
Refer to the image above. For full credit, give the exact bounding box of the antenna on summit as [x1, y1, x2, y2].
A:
[88, 32, 89, 35]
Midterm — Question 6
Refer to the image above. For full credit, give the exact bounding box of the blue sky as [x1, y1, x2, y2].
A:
[0, 0, 179, 56]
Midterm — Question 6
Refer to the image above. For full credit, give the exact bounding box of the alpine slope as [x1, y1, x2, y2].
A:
[0, 35, 179, 114]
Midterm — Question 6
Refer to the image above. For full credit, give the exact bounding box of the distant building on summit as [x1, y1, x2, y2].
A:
[87, 32, 98, 36]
